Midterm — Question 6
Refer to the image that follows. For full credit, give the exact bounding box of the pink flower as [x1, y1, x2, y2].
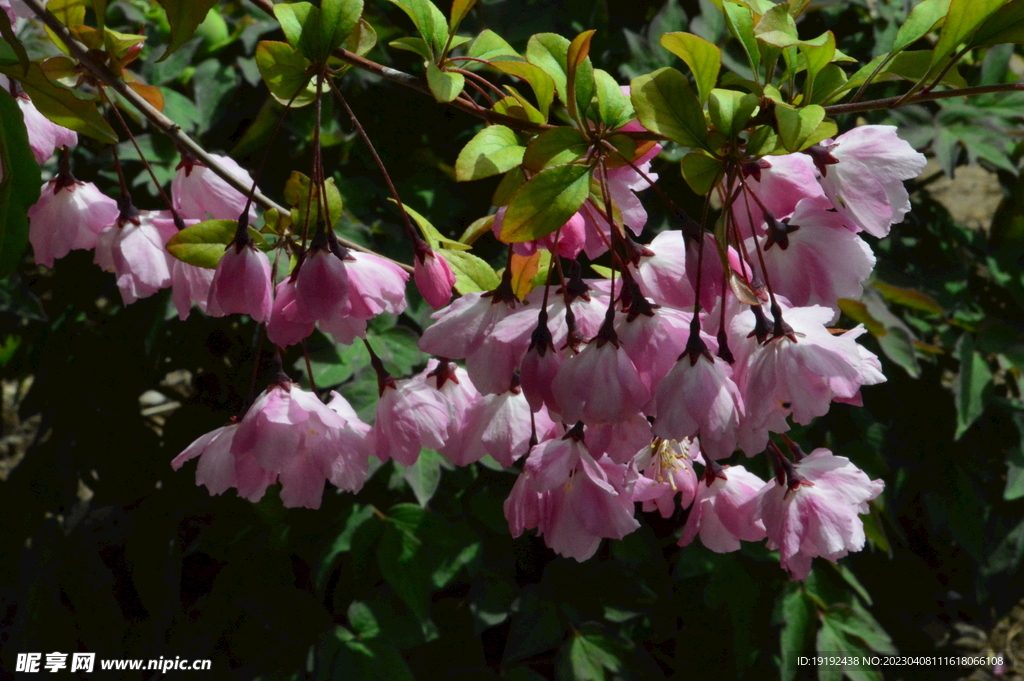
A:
[94, 210, 179, 305]
[414, 248, 456, 310]
[340, 251, 409, 320]
[631, 438, 703, 518]
[728, 302, 885, 454]
[734, 153, 824, 235]
[755, 448, 884, 579]
[652, 352, 744, 461]
[16, 95, 78, 165]
[267, 278, 315, 348]
[752, 197, 875, 314]
[28, 177, 119, 267]
[417, 360, 481, 463]
[207, 230, 273, 323]
[171, 423, 245, 498]
[493, 208, 586, 259]
[172, 154, 258, 223]
[552, 334, 650, 424]
[419, 287, 522, 364]
[585, 413, 653, 464]
[373, 376, 452, 466]
[454, 386, 538, 466]
[679, 465, 767, 553]
[615, 304, 691, 397]
[171, 259, 216, 320]
[814, 125, 926, 238]
[630, 231, 724, 312]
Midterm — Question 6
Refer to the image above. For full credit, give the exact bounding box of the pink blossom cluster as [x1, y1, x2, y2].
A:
[167, 124, 916, 579]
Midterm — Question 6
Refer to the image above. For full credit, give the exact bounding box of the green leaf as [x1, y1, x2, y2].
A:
[566, 630, 622, 681]
[426, 61, 465, 103]
[43, 0, 86, 56]
[660, 32, 721, 104]
[0, 63, 117, 143]
[777, 586, 815, 681]
[316, 504, 377, 589]
[166, 219, 264, 268]
[0, 88, 42, 277]
[274, 2, 317, 55]
[439, 249, 500, 293]
[388, 36, 433, 60]
[284, 171, 344, 230]
[155, 0, 219, 61]
[593, 69, 633, 129]
[391, 200, 470, 250]
[449, 0, 476, 33]
[932, 0, 1008, 68]
[1005, 417, 1024, 500]
[893, 0, 952, 53]
[455, 125, 525, 181]
[492, 167, 526, 207]
[255, 41, 316, 107]
[774, 103, 828, 152]
[521, 126, 587, 172]
[859, 289, 921, 378]
[92, 0, 108, 31]
[722, 1, 760, 76]
[319, 0, 363, 58]
[680, 152, 723, 195]
[753, 2, 799, 48]
[630, 67, 707, 147]
[0, 8, 29, 76]
[525, 32, 594, 116]
[871, 281, 944, 315]
[488, 59, 555, 119]
[386, 0, 448, 59]
[799, 31, 835, 96]
[468, 29, 518, 60]
[973, 0, 1024, 46]
[503, 585, 565, 665]
[500, 163, 592, 243]
[954, 333, 993, 440]
[398, 449, 445, 506]
[708, 88, 758, 138]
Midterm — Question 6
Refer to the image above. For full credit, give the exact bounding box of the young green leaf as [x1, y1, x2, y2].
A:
[972, 0, 1024, 46]
[388, 37, 434, 60]
[525, 33, 594, 116]
[488, 59, 555, 119]
[522, 127, 588, 172]
[386, 0, 449, 60]
[708, 88, 758, 138]
[468, 29, 519, 60]
[774, 103, 827, 151]
[274, 2, 321, 61]
[426, 62, 465, 102]
[255, 41, 316, 107]
[753, 3, 799, 48]
[630, 67, 707, 148]
[565, 29, 595, 120]
[954, 333, 994, 440]
[166, 219, 264, 269]
[456, 125, 526, 181]
[155, 0, 219, 61]
[892, 0, 952, 54]
[319, 0, 364, 58]
[449, 0, 477, 33]
[391, 200, 471, 250]
[0, 8, 28, 75]
[680, 152, 723, 195]
[501, 163, 592, 242]
[438, 249, 500, 293]
[0, 88, 42, 277]
[593, 69, 633, 129]
[722, 1, 761, 76]
[659, 32, 722, 104]
[284, 171, 344, 230]
[931, 0, 1007, 68]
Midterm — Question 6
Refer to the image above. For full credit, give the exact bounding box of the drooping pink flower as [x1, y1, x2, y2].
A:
[267, 278, 316, 348]
[615, 303, 691, 398]
[631, 438, 703, 518]
[340, 251, 409, 320]
[734, 153, 824, 234]
[28, 176, 119, 267]
[414, 248, 456, 310]
[207, 228, 273, 323]
[585, 413, 653, 464]
[417, 359, 481, 463]
[419, 283, 523, 368]
[679, 464, 767, 553]
[493, 208, 586, 259]
[172, 153, 258, 223]
[455, 383, 547, 467]
[730, 303, 884, 455]
[171, 259, 216, 320]
[509, 428, 640, 561]
[630, 230, 724, 312]
[755, 448, 884, 580]
[2, 1, 15, 22]
[16, 94, 78, 165]
[94, 210, 179, 305]
[171, 423, 245, 498]
[551, 330, 650, 425]
[652, 350, 744, 461]
[373, 374, 452, 466]
[812, 125, 926, 238]
[752, 196, 875, 314]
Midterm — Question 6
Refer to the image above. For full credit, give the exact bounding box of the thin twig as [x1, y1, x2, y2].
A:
[19, 0, 410, 271]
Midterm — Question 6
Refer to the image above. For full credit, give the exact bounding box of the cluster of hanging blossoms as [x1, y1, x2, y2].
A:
[5, 0, 951, 580]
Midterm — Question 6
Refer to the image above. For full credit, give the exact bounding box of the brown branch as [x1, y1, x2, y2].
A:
[19, 0, 412, 272]
[824, 83, 1024, 116]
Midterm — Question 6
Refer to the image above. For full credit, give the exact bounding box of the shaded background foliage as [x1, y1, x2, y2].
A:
[1, 0, 1024, 679]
